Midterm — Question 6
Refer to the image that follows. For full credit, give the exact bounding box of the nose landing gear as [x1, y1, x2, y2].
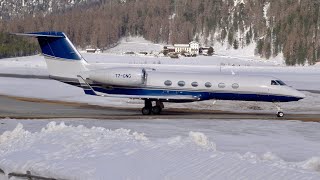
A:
[274, 103, 284, 117]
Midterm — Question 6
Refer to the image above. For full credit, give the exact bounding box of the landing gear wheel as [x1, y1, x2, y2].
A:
[142, 100, 164, 115]
[142, 107, 151, 115]
[152, 106, 162, 115]
[277, 111, 284, 117]
[273, 102, 284, 118]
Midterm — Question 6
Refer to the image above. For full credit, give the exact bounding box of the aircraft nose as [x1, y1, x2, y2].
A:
[294, 90, 306, 99]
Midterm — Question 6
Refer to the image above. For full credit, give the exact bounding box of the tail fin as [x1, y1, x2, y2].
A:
[14, 31, 87, 78]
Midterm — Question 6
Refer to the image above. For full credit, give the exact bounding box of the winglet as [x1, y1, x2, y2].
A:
[77, 75, 97, 96]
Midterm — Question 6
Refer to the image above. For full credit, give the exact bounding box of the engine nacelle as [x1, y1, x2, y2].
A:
[89, 67, 146, 86]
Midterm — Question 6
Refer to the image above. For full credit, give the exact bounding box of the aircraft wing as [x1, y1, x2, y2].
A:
[97, 94, 198, 101]
[77, 75, 199, 101]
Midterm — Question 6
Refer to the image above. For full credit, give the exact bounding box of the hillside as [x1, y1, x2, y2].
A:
[0, 0, 319, 65]
[0, 0, 99, 20]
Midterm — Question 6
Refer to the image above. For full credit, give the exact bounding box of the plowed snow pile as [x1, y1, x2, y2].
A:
[0, 122, 320, 180]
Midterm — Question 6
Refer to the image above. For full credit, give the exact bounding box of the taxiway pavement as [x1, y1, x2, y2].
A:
[0, 95, 319, 121]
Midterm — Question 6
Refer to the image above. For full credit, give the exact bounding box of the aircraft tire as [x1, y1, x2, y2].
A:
[142, 107, 151, 115]
[277, 111, 284, 117]
[152, 106, 162, 115]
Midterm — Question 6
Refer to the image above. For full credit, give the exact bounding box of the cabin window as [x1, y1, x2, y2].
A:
[271, 80, 279, 85]
[205, 82, 212, 88]
[232, 83, 239, 89]
[218, 83, 226, 88]
[164, 80, 172, 86]
[178, 81, 185, 87]
[191, 82, 198, 87]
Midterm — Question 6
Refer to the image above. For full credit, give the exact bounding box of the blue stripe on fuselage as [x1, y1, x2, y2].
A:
[91, 86, 301, 102]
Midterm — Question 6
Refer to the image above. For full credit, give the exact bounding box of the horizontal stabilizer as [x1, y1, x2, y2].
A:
[12, 32, 65, 38]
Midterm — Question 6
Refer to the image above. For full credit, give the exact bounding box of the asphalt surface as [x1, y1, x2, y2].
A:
[0, 95, 139, 118]
[0, 95, 320, 121]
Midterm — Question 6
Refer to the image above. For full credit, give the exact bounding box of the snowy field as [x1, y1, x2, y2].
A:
[1, 118, 320, 179]
[0, 37, 320, 179]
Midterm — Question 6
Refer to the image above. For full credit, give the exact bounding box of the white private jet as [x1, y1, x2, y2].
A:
[14, 31, 306, 117]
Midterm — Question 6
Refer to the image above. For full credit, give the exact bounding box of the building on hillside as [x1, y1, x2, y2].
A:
[173, 41, 200, 55]
[166, 46, 175, 53]
[86, 48, 101, 53]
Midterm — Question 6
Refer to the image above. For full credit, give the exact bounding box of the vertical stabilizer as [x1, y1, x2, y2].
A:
[14, 31, 88, 78]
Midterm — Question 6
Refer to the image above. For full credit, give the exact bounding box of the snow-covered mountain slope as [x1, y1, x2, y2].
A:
[2, 0, 320, 65]
[102, 36, 163, 55]
[0, 0, 98, 20]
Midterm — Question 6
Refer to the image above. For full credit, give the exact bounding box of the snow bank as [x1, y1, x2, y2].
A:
[0, 123, 29, 144]
[188, 131, 216, 150]
[301, 157, 320, 172]
[0, 122, 320, 180]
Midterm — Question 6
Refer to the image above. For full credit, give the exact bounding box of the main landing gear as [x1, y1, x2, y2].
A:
[273, 103, 284, 117]
[141, 100, 164, 115]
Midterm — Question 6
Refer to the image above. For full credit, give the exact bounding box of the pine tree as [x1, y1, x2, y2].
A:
[207, 46, 214, 56]
[256, 39, 264, 56]
[245, 31, 251, 45]
[233, 39, 239, 49]
[265, 42, 271, 59]
[228, 29, 234, 47]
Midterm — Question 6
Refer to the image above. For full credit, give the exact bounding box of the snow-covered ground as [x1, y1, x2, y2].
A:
[1, 119, 320, 179]
[0, 37, 320, 179]
[213, 42, 285, 65]
[101, 36, 163, 55]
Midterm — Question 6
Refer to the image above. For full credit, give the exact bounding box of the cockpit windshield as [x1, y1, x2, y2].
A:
[276, 80, 286, 85]
[271, 80, 278, 85]
[271, 80, 286, 86]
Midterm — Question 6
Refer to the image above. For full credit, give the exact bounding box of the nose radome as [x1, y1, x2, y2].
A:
[295, 90, 306, 99]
